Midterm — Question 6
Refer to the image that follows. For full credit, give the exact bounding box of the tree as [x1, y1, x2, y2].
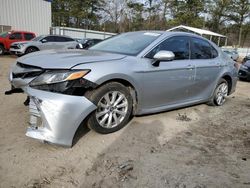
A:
[207, 0, 231, 32]
[52, 0, 104, 29]
[51, 0, 250, 46]
[169, 0, 205, 27]
[127, 1, 145, 31]
[227, 0, 250, 46]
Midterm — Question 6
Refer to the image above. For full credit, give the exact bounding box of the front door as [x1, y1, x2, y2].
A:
[141, 36, 196, 110]
[39, 36, 59, 50]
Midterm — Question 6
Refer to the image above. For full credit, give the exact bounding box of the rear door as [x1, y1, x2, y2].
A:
[141, 36, 196, 109]
[39, 36, 58, 50]
[24, 33, 35, 41]
[55, 36, 76, 49]
[7, 32, 23, 49]
[190, 37, 221, 100]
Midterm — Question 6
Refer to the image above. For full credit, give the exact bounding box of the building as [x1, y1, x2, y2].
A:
[51, 26, 116, 39]
[0, 0, 51, 35]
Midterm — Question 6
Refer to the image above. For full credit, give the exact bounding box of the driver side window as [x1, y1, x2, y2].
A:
[43, 36, 56, 42]
[146, 36, 190, 60]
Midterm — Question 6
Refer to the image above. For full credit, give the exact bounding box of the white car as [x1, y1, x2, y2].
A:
[10, 35, 78, 56]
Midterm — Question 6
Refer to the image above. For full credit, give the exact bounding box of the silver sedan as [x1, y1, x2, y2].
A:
[9, 31, 238, 147]
[9, 35, 78, 56]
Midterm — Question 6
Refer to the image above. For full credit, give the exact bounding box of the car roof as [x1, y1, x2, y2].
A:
[245, 60, 250, 66]
[9, 30, 35, 34]
[127, 30, 204, 36]
[43, 34, 73, 38]
[127, 30, 215, 42]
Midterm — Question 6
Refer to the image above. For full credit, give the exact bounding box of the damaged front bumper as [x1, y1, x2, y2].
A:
[26, 87, 97, 147]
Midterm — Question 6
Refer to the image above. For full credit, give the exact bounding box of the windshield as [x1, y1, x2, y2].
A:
[0, 32, 9, 38]
[32, 35, 45, 41]
[89, 32, 162, 56]
[244, 61, 250, 67]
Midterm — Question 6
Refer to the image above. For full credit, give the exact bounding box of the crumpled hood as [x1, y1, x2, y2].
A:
[17, 49, 126, 69]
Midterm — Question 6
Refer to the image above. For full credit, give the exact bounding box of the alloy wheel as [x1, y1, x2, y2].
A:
[215, 83, 228, 105]
[95, 91, 128, 128]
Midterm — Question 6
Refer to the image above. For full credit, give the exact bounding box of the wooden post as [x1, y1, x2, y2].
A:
[225, 37, 228, 46]
[217, 37, 220, 46]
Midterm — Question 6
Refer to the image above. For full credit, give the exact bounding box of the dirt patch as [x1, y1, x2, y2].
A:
[176, 113, 192, 122]
[0, 55, 250, 187]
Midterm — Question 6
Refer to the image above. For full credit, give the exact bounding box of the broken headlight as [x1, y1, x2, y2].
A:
[29, 70, 90, 86]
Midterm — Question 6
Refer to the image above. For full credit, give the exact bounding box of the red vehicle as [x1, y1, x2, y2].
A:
[0, 30, 36, 55]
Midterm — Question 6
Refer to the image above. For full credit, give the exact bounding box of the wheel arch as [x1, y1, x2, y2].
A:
[221, 74, 233, 94]
[25, 46, 39, 53]
[96, 77, 139, 115]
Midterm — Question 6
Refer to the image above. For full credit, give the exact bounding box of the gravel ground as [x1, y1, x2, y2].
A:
[0, 55, 250, 188]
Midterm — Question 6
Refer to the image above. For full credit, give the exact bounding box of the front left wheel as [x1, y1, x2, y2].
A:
[85, 82, 133, 134]
[25, 47, 38, 54]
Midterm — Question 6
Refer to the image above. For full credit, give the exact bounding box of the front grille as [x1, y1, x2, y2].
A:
[10, 45, 20, 49]
[12, 62, 43, 79]
[12, 71, 43, 79]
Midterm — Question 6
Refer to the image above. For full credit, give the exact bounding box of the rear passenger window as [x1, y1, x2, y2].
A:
[55, 36, 74, 42]
[9, 32, 22, 40]
[64, 37, 74, 42]
[191, 38, 218, 59]
[55, 36, 66, 42]
[44, 36, 57, 42]
[24, 33, 35, 40]
[146, 36, 190, 60]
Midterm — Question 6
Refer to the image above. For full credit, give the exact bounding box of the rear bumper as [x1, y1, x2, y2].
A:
[26, 87, 97, 147]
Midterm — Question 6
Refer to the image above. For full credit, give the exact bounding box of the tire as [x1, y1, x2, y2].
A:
[85, 82, 133, 134]
[208, 78, 228, 106]
[0, 45, 4, 55]
[25, 47, 38, 54]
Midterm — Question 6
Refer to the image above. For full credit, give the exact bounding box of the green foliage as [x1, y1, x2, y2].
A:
[52, 0, 250, 46]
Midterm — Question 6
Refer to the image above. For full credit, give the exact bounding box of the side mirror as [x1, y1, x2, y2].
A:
[153, 50, 175, 61]
[41, 39, 47, 43]
[152, 50, 175, 67]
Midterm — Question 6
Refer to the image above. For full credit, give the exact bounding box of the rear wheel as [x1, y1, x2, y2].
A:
[85, 82, 133, 134]
[208, 78, 228, 106]
[0, 45, 4, 55]
[25, 47, 38, 54]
